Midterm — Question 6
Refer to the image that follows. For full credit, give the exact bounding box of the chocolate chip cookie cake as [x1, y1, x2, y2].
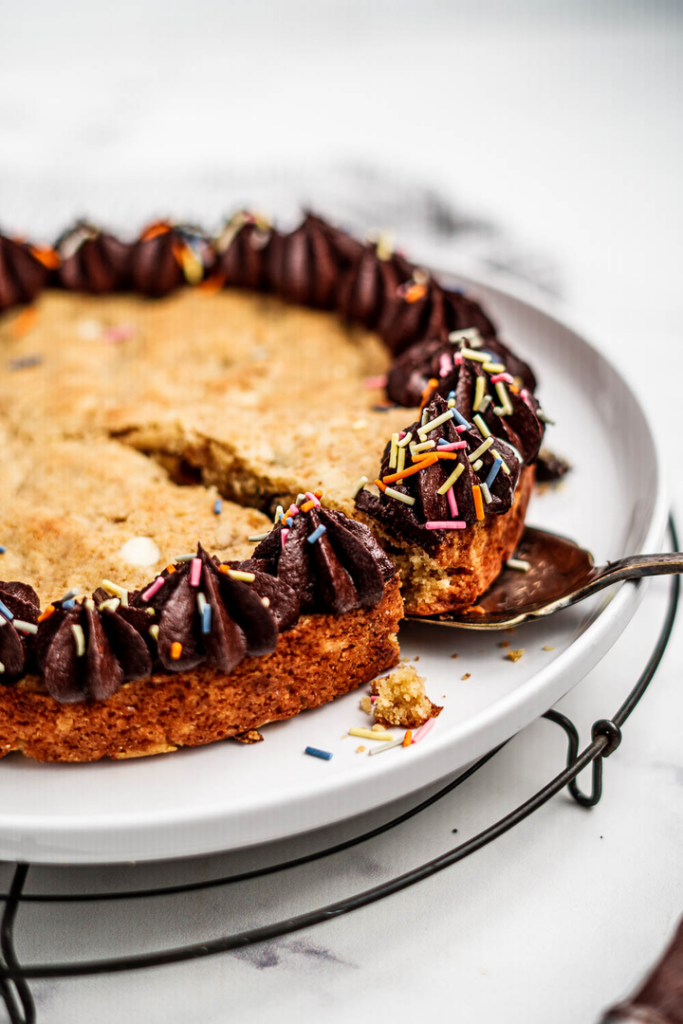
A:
[0, 213, 549, 761]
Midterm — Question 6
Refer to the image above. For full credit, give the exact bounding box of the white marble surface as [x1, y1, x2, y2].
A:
[1, 2, 682, 1021]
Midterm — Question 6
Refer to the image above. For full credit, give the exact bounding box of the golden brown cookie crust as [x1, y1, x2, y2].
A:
[0, 577, 402, 762]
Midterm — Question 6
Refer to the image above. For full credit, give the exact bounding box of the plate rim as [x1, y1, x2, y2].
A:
[0, 267, 668, 862]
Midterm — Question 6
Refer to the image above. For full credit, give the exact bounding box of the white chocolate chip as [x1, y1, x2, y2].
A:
[77, 319, 102, 341]
[118, 536, 161, 567]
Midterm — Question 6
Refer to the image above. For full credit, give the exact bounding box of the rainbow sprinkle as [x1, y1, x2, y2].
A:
[446, 487, 458, 517]
[451, 409, 471, 430]
[412, 718, 436, 744]
[436, 462, 465, 495]
[149, 625, 160, 641]
[0, 546, 5, 554]
[490, 449, 511, 475]
[385, 487, 416, 506]
[13, 620, 37, 635]
[224, 568, 256, 582]
[101, 579, 129, 606]
[473, 376, 486, 412]
[418, 409, 456, 437]
[0, 600, 14, 621]
[468, 437, 494, 462]
[473, 414, 491, 439]
[214, 498, 222, 515]
[307, 524, 327, 544]
[349, 727, 395, 741]
[38, 604, 56, 623]
[437, 439, 467, 451]
[71, 624, 86, 657]
[368, 736, 405, 755]
[141, 577, 165, 602]
[170, 641, 183, 660]
[201, 604, 212, 633]
[507, 558, 531, 572]
[389, 433, 399, 470]
[189, 558, 202, 587]
[460, 347, 489, 363]
[425, 521, 466, 530]
[481, 482, 492, 504]
[484, 457, 503, 488]
[305, 746, 333, 761]
[351, 475, 368, 499]
[473, 485, 485, 521]
[449, 328, 481, 346]
[396, 431, 413, 448]
[494, 380, 513, 416]
[383, 455, 438, 484]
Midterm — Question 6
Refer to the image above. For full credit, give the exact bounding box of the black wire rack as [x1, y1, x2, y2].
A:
[1, 515, 679, 1024]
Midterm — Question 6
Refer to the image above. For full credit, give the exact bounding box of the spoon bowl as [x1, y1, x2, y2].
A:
[407, 526, 683, 630]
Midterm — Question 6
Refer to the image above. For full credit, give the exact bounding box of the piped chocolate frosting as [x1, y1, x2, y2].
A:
[337, 241, 413, 330]
[268, 213, 362, 309]
[0, 235, 53, 311]
[54, 222, 132, 293]
[356, 393, 526, 553]
[130, 222, 212, 297]
[0, 582, 40, 683]
[33, 598, 152, 704]
[378, 275, 497, 356]
[251, 504, 396, 615]
[387, 332, 543, 461]
[214, 212, 276, 291]
[128, 544, 299, 675]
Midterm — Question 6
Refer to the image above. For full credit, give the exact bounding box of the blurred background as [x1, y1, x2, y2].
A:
[2, 0, 681, 373]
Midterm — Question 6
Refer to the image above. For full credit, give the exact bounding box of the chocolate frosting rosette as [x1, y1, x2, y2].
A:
[0, 233, 58, 311]
[127, 544, 299, 675]
[356, 391, 535, 553]
[0, 581, 41, 683]
[54, 221, 132, 293]
[32, 594, 152, 704]
[267, 212, 363, 308]
[250, 496, 396, 615]
[130, 221, 212, 297]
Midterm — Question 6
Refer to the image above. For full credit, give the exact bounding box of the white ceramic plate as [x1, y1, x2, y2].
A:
[0, 273, 667, 865]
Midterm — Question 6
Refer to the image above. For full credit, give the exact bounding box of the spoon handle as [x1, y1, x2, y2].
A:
[570, 551, 683, 605]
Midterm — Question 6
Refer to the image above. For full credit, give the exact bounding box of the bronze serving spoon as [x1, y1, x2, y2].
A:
[407, 526, 683, 630]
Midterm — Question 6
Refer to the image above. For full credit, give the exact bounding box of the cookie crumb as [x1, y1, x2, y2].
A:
[451, 653, 458, 659]
[233, 729, 264, 744]
[506, 649, 524, 663]
[542, 645, 555, 651]
[461, 673, 471, 681]
[356, 745, 366, 753]
[499, 641, 509, 648]
[365, 664, 442, 728]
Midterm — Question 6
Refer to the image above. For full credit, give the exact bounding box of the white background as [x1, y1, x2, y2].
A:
[1, 2, 682, 1021]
